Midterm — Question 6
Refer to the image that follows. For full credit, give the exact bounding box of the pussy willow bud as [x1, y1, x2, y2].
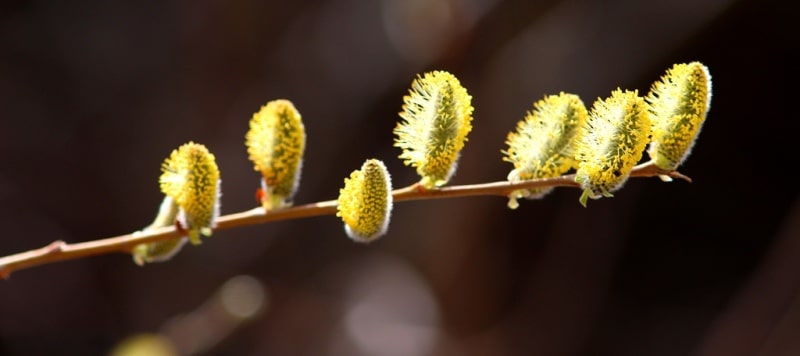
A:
[503, 92, 588, 208]
[336, 159, 393, 243]
[246, 99, 306, 210]
[394, 70, 474, 189]
[133, 237, 188, 266]
[646, 61, 712, 171]
[575, 89, 651, 207]
[131, 196, 189, 265]
[159, 142, 221, 244]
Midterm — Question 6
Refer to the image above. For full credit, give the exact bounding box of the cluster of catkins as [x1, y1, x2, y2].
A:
[133, 62, 711, 264]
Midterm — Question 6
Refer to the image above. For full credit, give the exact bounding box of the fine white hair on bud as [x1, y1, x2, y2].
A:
[394, 70, 474, 189]
[646, 61, 712, 170]
[132, 236, 189, 266]
[503, 92, 588, 208]
[336, 159, 393, 243]
[132, 197, 187, 265]
[159, 142, 221, 244]
[575, 89, 651, 207]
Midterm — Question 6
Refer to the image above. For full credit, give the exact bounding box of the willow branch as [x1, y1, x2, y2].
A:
[0, 161, 689, 279]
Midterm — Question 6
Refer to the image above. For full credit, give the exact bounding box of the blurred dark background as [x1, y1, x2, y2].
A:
[0, 0, 796, 355]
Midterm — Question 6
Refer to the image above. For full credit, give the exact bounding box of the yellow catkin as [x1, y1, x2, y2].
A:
[336, 159, 393, 243]
[646, 62, 712, 170]
[394, 70, 474, 189]
[159, 142, 221, 244]
[246, 99, 306, 210]
[503, 92, 588, 207]
[575, 89, 651, 207]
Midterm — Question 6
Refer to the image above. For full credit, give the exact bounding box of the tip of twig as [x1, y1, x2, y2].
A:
[668, 170, 693, 183]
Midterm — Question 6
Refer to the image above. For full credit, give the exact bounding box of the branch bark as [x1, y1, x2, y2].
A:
[0, 161, 688, 279]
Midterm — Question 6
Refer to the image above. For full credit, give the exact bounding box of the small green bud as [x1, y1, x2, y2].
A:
[132, 236, 188, 266]
[132, 197, 188, 265]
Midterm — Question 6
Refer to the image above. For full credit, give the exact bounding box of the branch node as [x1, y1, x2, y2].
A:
[47, 240, 67, 254]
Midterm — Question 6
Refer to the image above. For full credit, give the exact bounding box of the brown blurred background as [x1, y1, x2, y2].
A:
[0, 0, 796, 355]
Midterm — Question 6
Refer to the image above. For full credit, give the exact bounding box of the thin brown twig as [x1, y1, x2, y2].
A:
[0, 161, 689, 279]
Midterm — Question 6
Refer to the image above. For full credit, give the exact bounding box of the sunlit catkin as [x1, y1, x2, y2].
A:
[246, 99, 306, 210]
[336, 159, 393, 243]
[159, 142, 221, 244]
[646, 62, 712, 171]
[503, 92, 588, 208]
[394, 70, 474, 189]
[575, 89, 651, 207]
